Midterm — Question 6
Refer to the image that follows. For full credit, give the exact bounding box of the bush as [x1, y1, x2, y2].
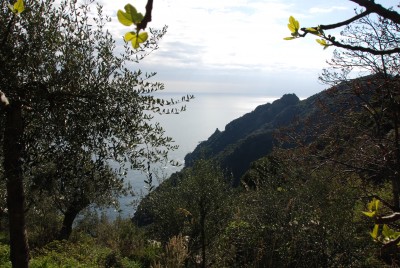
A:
[73, 211, 159, 266]
[0, 243, 11, 267]
[228, 160, 381, 267]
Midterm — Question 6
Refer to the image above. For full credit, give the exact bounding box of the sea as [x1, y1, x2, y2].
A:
[107, 92, 278, 218]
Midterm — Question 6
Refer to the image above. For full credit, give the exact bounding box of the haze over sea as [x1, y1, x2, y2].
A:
[111, 92, 279, 218]
[96, 0, 396, 218]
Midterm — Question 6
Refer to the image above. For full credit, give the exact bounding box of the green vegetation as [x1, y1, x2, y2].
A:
[0, 0, 399, 267]
[0, 0, 190, 266]
[184, 94, 300, 185]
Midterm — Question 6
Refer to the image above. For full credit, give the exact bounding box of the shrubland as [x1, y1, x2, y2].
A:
[1, 0, 400, 267]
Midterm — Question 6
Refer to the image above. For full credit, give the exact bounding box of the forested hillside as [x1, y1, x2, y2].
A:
[1, 0, 400, 267]
[132, 73, 400, 267]
[184, 93, 300, 185]
[184, 82, 367, 185]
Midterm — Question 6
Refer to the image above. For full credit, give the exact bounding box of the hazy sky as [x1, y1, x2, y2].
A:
[97, 0, 396, 98]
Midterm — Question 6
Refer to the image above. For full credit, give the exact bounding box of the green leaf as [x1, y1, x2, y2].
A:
[382, 224, 392, 238]
[367, 198, 380, 212]
[316, 38, 331, 49]
[306, 27, 320, 36]
[371, 224, 379, 239]
[373, 199, 380, 211]
[288, 16, 300, 33]
[285, 16, 300, 40]
[124, 31, 148, 49]
[382, 224, 400, 240]
[363, 198, 380, 218]
[14, 0, 24, 14]
[117, 4, 144, 26]
[362, 211, 376, 218]
[287, 24, 295, 33]
[137, 32, 148, 42]
[124, 31, 136, 42]
[316, 39, 327, 46]
[8, 0, 24, 14]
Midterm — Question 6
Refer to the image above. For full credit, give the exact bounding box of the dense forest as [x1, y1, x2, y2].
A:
[0, 0, 400, 267]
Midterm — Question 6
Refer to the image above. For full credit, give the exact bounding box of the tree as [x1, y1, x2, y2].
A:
[135, 160, 232, 267]
[0, 0, 191, 266]
[285, 0, 400, 259]
[320, 15, 400, 203]
[234, 151, 375, 267]
[179, 160, 232, 268]
[285, 1, 400, 54]
[27, 147, 127, 240]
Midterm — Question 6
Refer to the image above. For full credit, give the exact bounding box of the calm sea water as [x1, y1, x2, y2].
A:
[109, 93, 278, 218]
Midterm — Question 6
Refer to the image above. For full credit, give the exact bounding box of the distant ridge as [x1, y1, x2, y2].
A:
[183, 79, 367, 186]
[134, 76, 389, 226]
[184, 93, 302, 185]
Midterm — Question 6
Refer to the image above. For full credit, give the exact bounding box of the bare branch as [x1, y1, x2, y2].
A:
[376, 213, 400, 224]
[137, 0, 153, 31]
[319, 10, 372, 30]
[350, 0, 400, 24]
[329, 39, 400, 55]
[298, 1, 400, 55]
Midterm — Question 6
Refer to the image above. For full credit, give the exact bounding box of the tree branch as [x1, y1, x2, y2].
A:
[350, 0, 400, 24]
[298, 1, 400, 55]
[319, 10, 372, 30]
[137, 0, 153, 31]
[329, 39, 400, 55]
[375, 212, 400, 224]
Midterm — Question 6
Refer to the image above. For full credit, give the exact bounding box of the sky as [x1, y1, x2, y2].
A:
[86, 0, 399, 212]
[91, 0, 397, 99]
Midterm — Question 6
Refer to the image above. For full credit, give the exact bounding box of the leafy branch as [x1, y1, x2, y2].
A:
[363, 198, 400, 247]
[8, 0, 25, 14]
[283, 1, 400, 55]
[117, 1, 153, 49]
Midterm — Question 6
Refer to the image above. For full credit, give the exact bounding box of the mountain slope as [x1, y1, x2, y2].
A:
[184, 93, 302, 185]
[183, 83, 363, 185]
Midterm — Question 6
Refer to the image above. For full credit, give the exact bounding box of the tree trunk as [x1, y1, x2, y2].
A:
[58, 208, 80, 240]
[393, 105, 400, 210]
[58, 201, 86, 241]
[199, 207, 206, 268]
[3, 102, 29, 267]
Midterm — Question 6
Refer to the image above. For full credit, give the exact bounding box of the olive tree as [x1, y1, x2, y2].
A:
[27, 147, 127, 240]
[0, 0, 191, 266]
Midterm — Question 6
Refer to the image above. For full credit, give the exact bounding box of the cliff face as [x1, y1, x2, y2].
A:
[134, 77, 389, 226]
[184, 93, 301, 185]
[183, 84, 364, 185]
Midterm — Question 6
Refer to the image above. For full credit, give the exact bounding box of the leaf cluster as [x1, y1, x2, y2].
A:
[7, 0, 24, 15]
[284, 2, 400, 55]
[118, 4, 148, 49]
[284, 16, 331, 49]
